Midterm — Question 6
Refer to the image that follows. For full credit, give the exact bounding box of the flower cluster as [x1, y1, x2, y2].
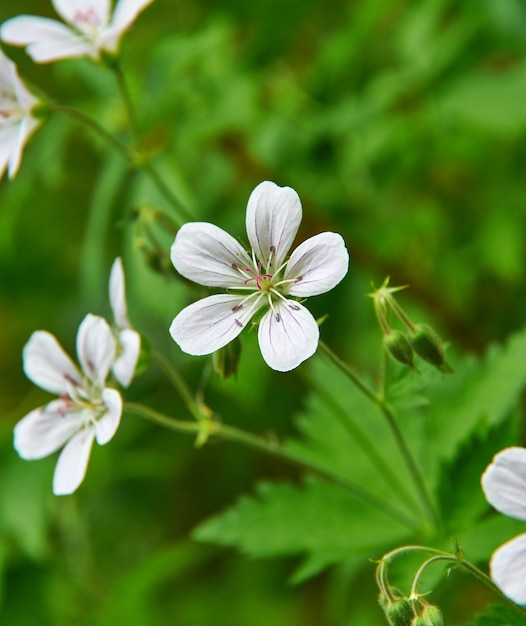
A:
[15, 259, 140, 495]
[169, 180, 349, 372]
[1, 0, 154, 63]
[482, 447, 526, 605]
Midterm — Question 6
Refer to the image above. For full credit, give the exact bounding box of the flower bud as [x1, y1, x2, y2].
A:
[213, 337, 242, 379]
[411, 605, 443, 626]
[409, 324, 453, 373]
[384, 598, 415, 626]
[383, 330, 415, 369]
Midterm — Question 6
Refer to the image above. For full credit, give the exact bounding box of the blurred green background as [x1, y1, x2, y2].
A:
[1, 0, 526, 624]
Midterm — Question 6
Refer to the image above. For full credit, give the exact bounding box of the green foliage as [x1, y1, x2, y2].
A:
[194, 477, 411, 582]
[2, 0, 526, 624]
[464, 605, 526, 626]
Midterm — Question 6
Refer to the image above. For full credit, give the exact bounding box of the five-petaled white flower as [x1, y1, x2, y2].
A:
[169, 180, 349, 372]
[1, 0, 154, 63]
[0, 49, 41, 180]
[109, 257, 141, 387]
[14, 314, 122, 495]
[482, 447, 526, 605]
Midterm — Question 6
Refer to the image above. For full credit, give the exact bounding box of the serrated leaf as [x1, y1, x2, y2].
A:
[437, 418, 520, 533]
[421, 328, 526, 487]
[464, 604, 526, 626]
[193, 477, 411, 581]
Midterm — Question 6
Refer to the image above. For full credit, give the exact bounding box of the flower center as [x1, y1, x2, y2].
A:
[73, 7, 102, 37]
[243, 261, 273, 291]
[0, 92, 22, 124]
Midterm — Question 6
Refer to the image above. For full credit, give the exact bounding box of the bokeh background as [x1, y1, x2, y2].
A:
[1, 0, 526, 624]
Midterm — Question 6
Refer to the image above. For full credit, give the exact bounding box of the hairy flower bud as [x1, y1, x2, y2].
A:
[411, 605, 443, 626]
[384, 598, 415, 626]
[383, 330, 415, 368]
[409, 324, 453, 373]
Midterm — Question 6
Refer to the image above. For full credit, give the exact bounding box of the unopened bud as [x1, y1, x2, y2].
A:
[384, 330, 415, 368]
[213, 337, 242, 379]
[409, 324, 453, 373]
[384, 599, 414, 626]
[412, 605, 443, 626]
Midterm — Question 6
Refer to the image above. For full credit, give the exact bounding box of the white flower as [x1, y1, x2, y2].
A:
[14, 314, 122, 495]
[482, 447, 526, 605]
[169, 180, 349, 372]
[0, 49, 40, 179]
[109, 257, 141, 387]
[0, 0, 154, 63]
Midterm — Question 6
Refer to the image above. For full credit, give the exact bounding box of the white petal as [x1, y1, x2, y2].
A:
[52, 427, 96, 495]
[258, 299, 319, 372]
[14, 403, 83, 459]
[109, 257, 130, 329]
[283, 232, 349, 297]
[170, 293, 264, 355]
[98, 0, 153, 52]
[23, 331, 83, 394]
[94, 388, 122, 444]
[0, 49, 14, 89]
[52, 0, 111, 29]
[76, 314, 116, 386]
[109, 0, 153, 32]
[0, 49, 38, 109]
[490, 533, 526, 605]
[482, 447, 526, 522]
[8, 114, 40, 179]
[112, 328, 140, 387]
[170, 222, 253, 288]
[245, 181, 302, 271]
[0, 126, 18, 181]
[0, 17, 94, 63]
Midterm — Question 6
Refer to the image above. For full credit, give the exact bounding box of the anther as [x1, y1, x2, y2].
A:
[234, 319, 243, 328]
[289, 304, 300, 311]
[232, 304, 243, 312]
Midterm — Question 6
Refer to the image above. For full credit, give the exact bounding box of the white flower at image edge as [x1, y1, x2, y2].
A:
[0, 0, 154, 63]
[14, 314, 122, 495]
[109, 257, 141, 387]
[170, 180, 349, 372]
[482, 447, 526, 605]
[0, 49, 40, 179]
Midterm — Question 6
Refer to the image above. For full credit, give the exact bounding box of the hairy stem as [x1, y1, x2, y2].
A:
[125, 401, 421, 532]
[318, 341, 439, 530]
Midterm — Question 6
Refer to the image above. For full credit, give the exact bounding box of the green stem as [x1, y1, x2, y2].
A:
[111, 61, 140, 141]
[150, 351, 202, 421]
[125, 401, 421, 532]
[52, 104, 191, 226]
[310, 379, 419, 514]
[318, 341, 439, 530]
[381, 545, 526, 618]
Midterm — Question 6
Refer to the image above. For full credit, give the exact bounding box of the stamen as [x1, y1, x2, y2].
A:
[288, 303, 300, 311]
[234, 319, 243, 328]
[243, 261, 273, 290]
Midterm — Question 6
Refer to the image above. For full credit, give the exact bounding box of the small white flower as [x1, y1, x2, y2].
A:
[0, 49, 40, 179]
[14, 314, 122, 495]
[0, 0, 154, 63]
[169, 180, 349, 372]
[482, 447, 526, 605]
[109, 257, 141, 387]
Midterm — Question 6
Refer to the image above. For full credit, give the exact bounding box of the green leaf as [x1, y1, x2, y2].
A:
[421, 328, 526, 487]
[436, 417, 520, 533]
[193, 477, 411, 582]
[463, 604, 526, 626]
